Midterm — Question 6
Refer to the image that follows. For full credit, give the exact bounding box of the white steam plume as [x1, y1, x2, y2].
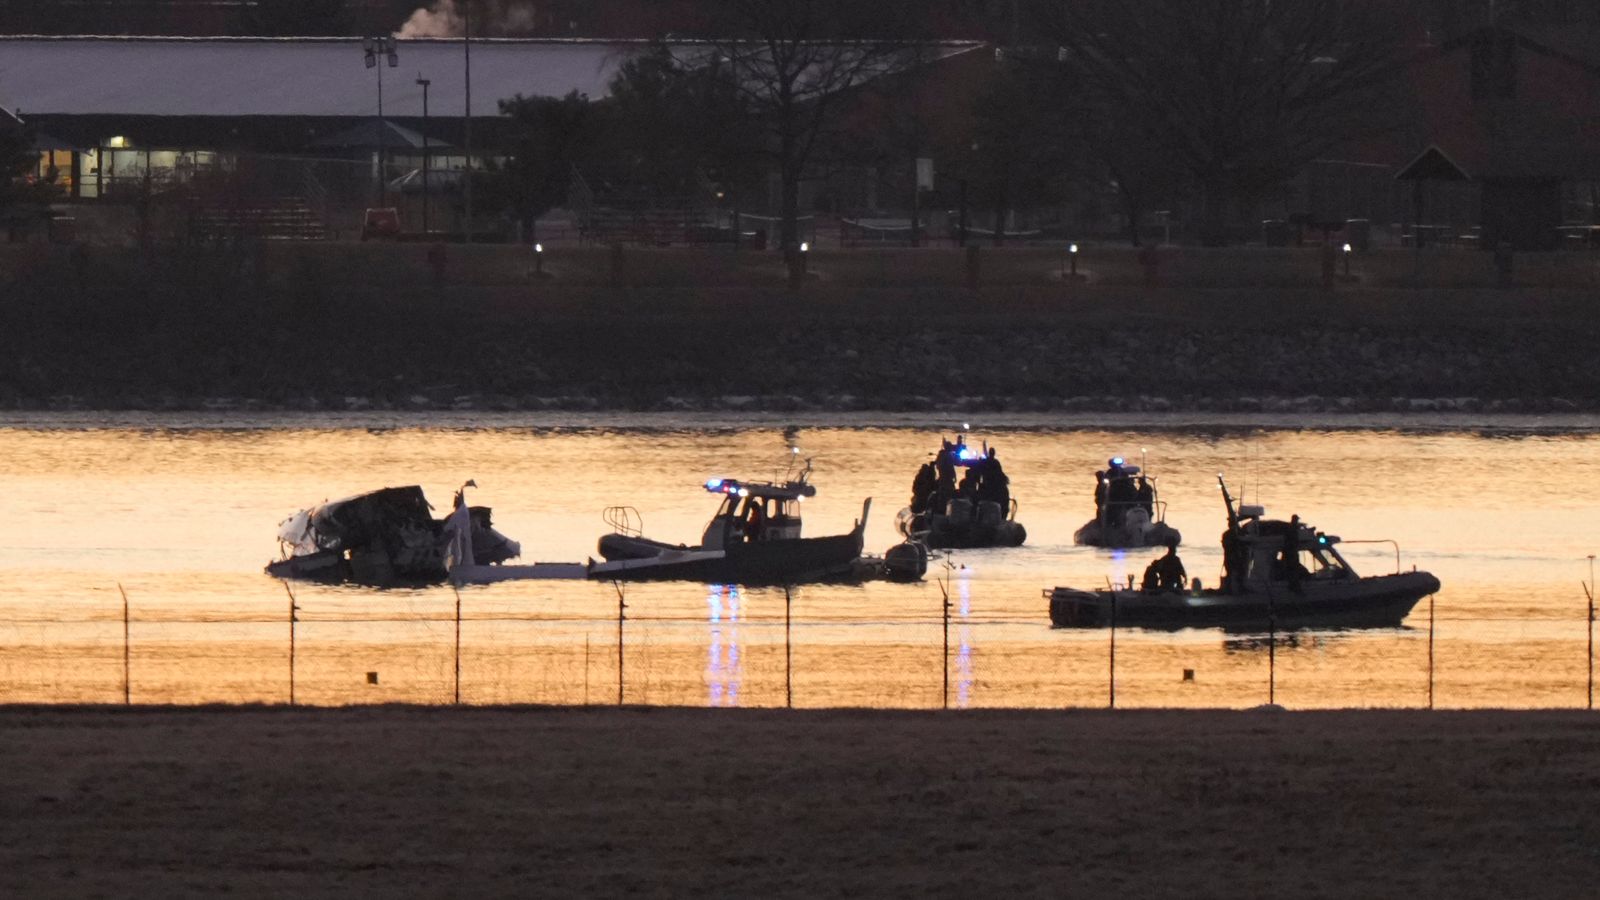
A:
[396, 1, 542, 38]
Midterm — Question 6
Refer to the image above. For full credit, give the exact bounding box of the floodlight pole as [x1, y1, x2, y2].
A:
[418, 75, 432, 233]
[377, 50, 385, 206]
[463, 0, 474, 242]
[365, 37, 398, 207]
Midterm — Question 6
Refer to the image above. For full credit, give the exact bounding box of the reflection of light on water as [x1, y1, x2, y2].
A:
[706, 584, 742, 707]
[1107, 549, 1130, 589]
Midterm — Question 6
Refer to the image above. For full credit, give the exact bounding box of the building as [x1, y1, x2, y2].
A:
[1276, 26, 1600, 251]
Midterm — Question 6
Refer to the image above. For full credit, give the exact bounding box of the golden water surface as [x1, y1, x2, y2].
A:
[3, 412, 1597, 709]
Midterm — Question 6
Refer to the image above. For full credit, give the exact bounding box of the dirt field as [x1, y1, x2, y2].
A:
[1, 706, 1596, 898]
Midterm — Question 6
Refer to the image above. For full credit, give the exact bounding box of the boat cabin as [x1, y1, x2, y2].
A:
[1095, 460, 1162, 524]
[1224, 504, 1356, 589]
[701, 477, 813, 549]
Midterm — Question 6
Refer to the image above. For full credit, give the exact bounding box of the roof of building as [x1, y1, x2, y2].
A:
[0, 36, 647, 118]
[309, 118, 451, 150]
[0, 35, 983, 121]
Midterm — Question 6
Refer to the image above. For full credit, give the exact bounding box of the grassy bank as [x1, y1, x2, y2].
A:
[0, 706, 1596, 897]
[3, 243, 1597, 412]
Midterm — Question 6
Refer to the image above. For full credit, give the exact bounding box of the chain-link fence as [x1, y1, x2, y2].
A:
[3, 580, 1595, 710]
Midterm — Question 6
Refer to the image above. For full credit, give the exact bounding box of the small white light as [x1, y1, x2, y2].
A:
[1342, 243, 1352, 253]
[534, 243, 544, 253]
[1069, 243, 1079, 254]
[800, 242, 810, 253]
[962, 422, 970, 431]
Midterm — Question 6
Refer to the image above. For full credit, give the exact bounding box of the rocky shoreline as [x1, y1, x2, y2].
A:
[5, 244, 1598, 414]
[4, 319, 1598, 413]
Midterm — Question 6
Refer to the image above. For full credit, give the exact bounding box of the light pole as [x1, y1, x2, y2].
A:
[417, 75, 431, 233]
[463, 0, 474, 241]
[363, 36, 398, 207]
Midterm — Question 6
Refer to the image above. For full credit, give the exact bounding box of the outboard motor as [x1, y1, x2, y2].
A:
[976, 501, 1003, 529]
[946, 498, 974, 527]
[883, 541, 929, 582]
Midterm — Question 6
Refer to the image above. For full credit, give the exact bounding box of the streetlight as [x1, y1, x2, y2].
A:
[363, 36, 398, 207]
[1342, 242, 1353, 278]
[1069, 242, 1080, 277]
[463, 0, 474, 242]
[417, 74, 431, 233]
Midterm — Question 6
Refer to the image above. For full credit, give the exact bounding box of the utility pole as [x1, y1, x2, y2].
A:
[418, 75, 431, 233]
[462, 0, 474, 241]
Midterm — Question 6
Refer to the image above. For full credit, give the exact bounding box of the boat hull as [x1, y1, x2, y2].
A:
[1048, 572, 1441, 632]
[895, 506, 1026, 549]
[1073, 518, 1182, 549]
[598, 532, 866, 585]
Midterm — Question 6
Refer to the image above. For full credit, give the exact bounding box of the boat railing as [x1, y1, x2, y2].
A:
[1007, 498, 1019, 521]
[603, 505, 643, 537]
[1338, 539, 1401, 574]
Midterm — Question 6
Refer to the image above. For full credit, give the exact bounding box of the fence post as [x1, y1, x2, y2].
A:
[1587, 556, 1595, 711]
[1268, 601, 1277, 706]
[284, 581, 298, 706]
[1428, 593, 1436, 710]
[785, 585, 793, 710]
[613, 581, 626, 706]
[452, 587, 462, 706]
[1108, 594, 1117, 710]
[117, 583, 131, 705]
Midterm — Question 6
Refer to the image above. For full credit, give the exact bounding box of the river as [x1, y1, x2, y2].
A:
[4, 412, 1598, 709]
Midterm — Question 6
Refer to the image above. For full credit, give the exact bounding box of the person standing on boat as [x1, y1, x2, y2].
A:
[1136, 476, 1154, 517]
[910, 461, 936, 514]
[1142, 539, 1186, 591]
[935, 444, 957, 511]
[1281, 514, 1305, 594]
[958, 465, 981, 502]
[1221, 529, 1248, 594]
[979, 448, 1010, 511]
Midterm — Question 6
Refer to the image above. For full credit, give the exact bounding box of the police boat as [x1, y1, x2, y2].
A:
[1072, 454, 1182, 549]
[596, 459, 926, 584]
[1048, 476, 1439, 631]
[895, 434, 1026, 549]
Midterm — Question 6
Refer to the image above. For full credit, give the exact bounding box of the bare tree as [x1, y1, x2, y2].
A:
[1033, 0, 1408, 244]
[666, 1, 928, 252]
[0, 111, 58, 238]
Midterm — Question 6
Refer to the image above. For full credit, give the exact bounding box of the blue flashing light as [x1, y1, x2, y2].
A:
[1112, 457, 1125, 466]
[1318, 535, 1328, 545]
[958, 446, 982, 461]
[706, 478, 724, 490]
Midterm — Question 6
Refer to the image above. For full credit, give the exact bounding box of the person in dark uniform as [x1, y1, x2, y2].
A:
[958, 465, 981, 501]
[979, 448, 1010, 511]
[934, 444, 957, 510]
[910, 461, 936, 514]
[1282, 514, 1305, 594]
[1221, 529, 1248, 594]
[1142, 540, 1186, 591]
[1136, 476, 1154, 517]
